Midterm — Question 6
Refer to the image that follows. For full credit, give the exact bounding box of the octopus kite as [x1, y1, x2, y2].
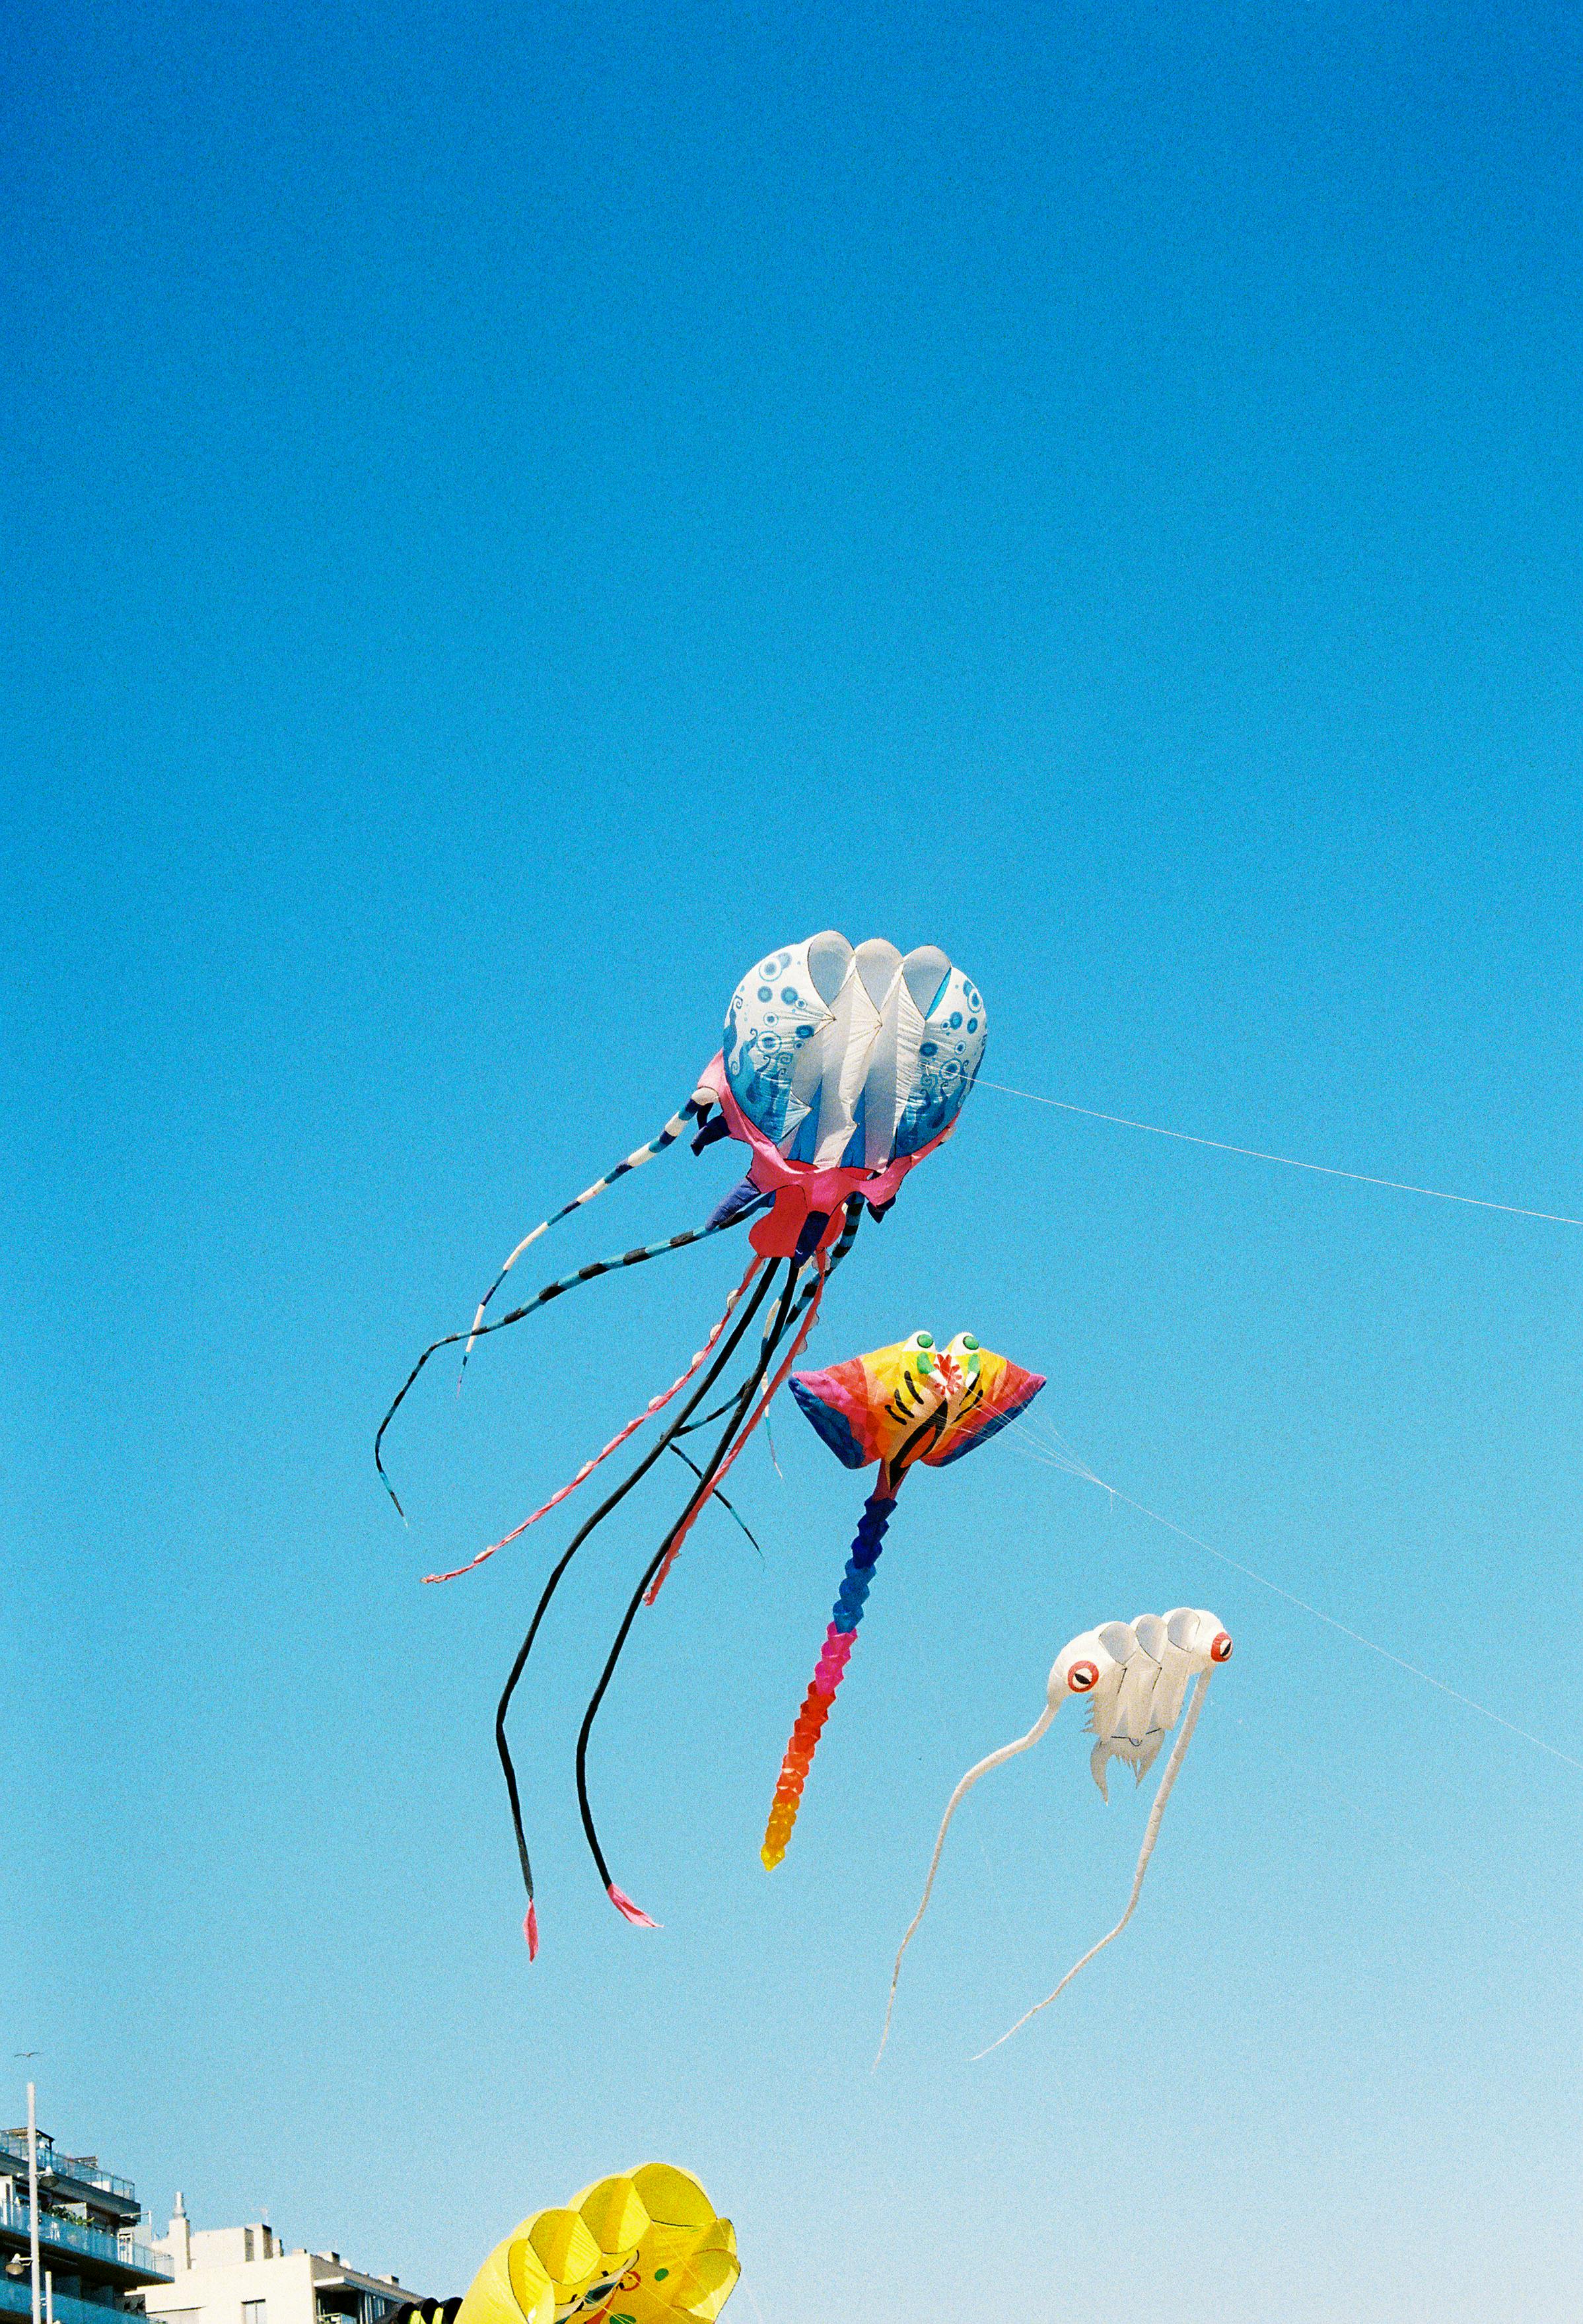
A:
[880, 1606, 1232, 2057]
[374, 931, 989, 1952]
[761, 1330, 1045, 1868]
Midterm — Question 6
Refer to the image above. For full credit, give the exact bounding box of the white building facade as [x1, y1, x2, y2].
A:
[133, 2200, 421, 2324]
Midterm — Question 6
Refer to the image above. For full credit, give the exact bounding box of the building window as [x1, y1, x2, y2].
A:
[243, 2302, 267, 2324]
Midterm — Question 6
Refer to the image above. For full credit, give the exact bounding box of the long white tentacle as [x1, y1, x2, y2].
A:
[974, 1670, 1213, 2057]
[876, 1701, 1059, 2064]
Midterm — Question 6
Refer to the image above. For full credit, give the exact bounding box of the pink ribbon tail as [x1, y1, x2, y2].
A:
[422, 1254, 765, 1584]
[606, 1882, 661, 1930]
[644, 1250, 831, 1607]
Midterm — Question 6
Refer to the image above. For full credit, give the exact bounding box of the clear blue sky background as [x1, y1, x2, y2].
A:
[5, 4, 1581, 2318]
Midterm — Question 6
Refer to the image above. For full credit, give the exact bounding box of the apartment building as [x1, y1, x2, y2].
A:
[133, 2198, 419, 2324]
[0, 2127, 174, 2324]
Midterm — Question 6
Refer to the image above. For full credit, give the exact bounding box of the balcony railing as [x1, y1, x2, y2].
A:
[0, 2142, 135, 2207]
[0, 2276, 143, 2324]
[0, 2197, 170, 2282]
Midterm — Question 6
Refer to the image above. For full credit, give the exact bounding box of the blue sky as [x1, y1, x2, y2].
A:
[5, 3, 1581, 2317]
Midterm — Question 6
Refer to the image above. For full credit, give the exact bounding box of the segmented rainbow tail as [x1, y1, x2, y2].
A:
[761, 1491, 897, 1868]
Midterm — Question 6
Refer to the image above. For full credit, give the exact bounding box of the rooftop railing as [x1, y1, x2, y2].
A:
[0, 2141, 135, 2206]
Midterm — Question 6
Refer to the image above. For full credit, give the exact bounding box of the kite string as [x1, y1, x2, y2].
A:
[975, 1078, 1583, 1230]
[1012, 1421, 1583, 1775]
[973, 1670, 1212, 2057]
[421, 1251, 767, 1583]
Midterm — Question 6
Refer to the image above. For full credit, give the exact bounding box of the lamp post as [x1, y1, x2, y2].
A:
[26, 2084, 40, 2324]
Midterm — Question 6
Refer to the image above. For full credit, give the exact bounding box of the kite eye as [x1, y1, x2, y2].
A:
[1067, 1659, 1099, 1692]
[961, 1333, 979, 1351]
[915, 1331, 934, 1349]
[1211, 1632, 1233, 1662]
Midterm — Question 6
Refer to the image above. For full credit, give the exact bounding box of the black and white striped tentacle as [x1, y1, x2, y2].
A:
[819, 1191, 864, 1286]
[461, 1096, 711, 1370]
[374, 1205, 757, 1518]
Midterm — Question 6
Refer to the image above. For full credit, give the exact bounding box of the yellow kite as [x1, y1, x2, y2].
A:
[456, 2164, 738, 2324]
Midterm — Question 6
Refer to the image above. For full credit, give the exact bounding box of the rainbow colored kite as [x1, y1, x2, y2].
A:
[762, 1330, 1045, 1868]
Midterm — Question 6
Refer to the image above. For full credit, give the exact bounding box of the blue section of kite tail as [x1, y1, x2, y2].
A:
[830, 1493, 897, 1635]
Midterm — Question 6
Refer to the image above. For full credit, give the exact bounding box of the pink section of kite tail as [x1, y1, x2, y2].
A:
[421, 1253, 766, 1584]
[606, 1882, 661, 1929]
[643, 1251, 831, 1608]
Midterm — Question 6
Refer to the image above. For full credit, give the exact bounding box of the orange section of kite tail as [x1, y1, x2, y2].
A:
[761, 1493, 896, 1868]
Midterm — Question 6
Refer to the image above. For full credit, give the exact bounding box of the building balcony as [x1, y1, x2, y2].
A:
[0, 2274, 140, 2324]
[0, 2199, 170, 2287]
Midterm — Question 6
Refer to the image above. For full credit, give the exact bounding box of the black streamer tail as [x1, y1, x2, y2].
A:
[672, 1197, 863, 1440]
[493, 1257, 787, 1946]
[573, 1263, 806, 1905]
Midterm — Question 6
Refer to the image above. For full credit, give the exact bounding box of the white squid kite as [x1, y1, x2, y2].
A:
[879, 1607, 1232, 2058]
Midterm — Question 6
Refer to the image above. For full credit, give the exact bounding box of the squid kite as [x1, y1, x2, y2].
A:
[456, 2162, 738, 2324]
[880, 1607, 1232, 2057]
[760, 1331, 1045, 1869]
[374, 932, 988, 1954]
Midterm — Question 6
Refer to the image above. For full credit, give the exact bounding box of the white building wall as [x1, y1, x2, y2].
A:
[139, 2204, 413, 2324]
[143, 2248, 320, 2324]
